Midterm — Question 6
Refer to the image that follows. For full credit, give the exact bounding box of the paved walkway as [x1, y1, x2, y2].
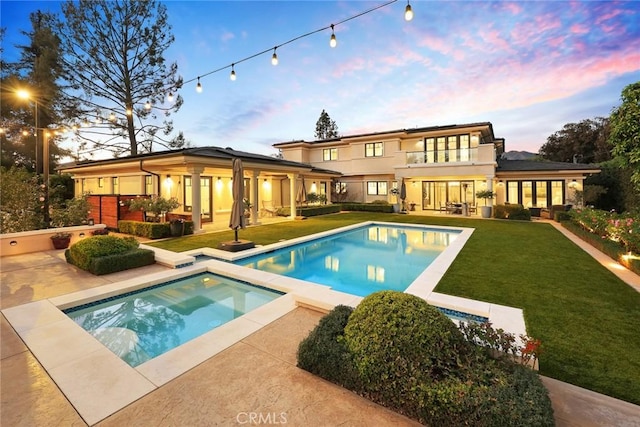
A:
[2, 218, 640, 426]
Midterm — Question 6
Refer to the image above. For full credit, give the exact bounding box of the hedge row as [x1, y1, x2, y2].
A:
[562, 219, 640, 275]
[338, 203, 394, 213]
[118, 220, 194, 239]
[298, 204, 342, 217]
[494, 204, 532, 221]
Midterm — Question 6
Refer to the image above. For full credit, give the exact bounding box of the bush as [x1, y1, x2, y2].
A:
[118, 220, 194, 238]
[339, 202, 394, 213]
[297, 305, 360, 389]
[66, 235, 140, 271]
[494, 204, 531, 221]
[298, 291, 555, 426]
[296, 204, 341, 217]
[554, 210, 572, 222]
[343, 291, 474, 407]
[87, 248, 155, 275]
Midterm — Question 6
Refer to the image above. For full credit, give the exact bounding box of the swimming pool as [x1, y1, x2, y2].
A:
[235, 223, 460, 297]
[64, 272, 283, 367]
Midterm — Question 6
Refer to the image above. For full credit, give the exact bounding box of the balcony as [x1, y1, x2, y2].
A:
[406, 148, 479, 165]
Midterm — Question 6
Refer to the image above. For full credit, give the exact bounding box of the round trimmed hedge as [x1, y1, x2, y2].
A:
[343, 291, 474, 405]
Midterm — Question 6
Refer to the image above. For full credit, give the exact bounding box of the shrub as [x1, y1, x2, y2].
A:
[494, 204, 531, 221]
[343, 291, 474, 406]
[294, 204, 341, 217]
[554, 210, 572, 222]
[87, 248, 155, 275]
[118, 220, 193, 238]
[297, 305, 360, 389]
[66, 235, 139, 271]
[298, 291, 555, 426]
[339, 202, 394, 213]
[91, 228, 109, 236]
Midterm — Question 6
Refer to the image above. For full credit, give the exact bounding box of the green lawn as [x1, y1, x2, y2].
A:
[148, 212, 640, 405]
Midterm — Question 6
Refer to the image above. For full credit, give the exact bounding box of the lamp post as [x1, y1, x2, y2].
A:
[17, 89, 50, 228]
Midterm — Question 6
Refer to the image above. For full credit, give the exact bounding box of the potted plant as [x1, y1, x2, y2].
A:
[169, 218, 185, 237]
[51, 231, 72, 249]
[476, 190, 495, 218]
[128, 196, 181, 222]
[243, 198, 252, 219]
[390, 188, 401, 213]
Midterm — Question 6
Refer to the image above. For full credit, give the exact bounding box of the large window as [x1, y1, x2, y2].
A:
[422, 134, 471, 164]
[367, 181, 388, 195]
[145, 175, 153, 195]
[506, 180, 564, 207]
[323, 148, 338, 161]
[365, 142, 383, 157]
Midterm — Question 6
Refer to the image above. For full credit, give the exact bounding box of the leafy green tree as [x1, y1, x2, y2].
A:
[0, 167, 43, 232]
[59, 0, 184, 157]
[314, 109, 339, 140]
[1, 11, 73, 172]
[609, 81, 640, 192]
[539, 117, 611, 164]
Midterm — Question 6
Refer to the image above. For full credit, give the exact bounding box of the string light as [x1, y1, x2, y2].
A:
[329, 24, 337, 48]
[404, 0, 413, 21]
[167, 92, 174, 102]
[109, 112, 116, 122]
[177, 0, 407, 97]
[145, 100, 151, 110]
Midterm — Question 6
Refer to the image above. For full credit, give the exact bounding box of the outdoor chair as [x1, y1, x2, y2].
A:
[469, 204, 477, 214]
[261, 200, 277, 217]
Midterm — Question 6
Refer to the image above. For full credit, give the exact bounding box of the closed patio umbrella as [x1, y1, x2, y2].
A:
[229, 158, 245, 242]
[400, 179, 407, 211]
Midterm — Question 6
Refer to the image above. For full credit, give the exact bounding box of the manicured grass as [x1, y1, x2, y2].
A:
[148, 212, 640, 404]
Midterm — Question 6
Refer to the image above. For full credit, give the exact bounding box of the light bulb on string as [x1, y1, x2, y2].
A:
[230, 64, 237, 81]
[329, 24, 337, 48]
[196, 77, 203, 93]
[271, 48, 278, 66]
[167, 92, 174, 102]
[404, 0, 414, 21]
[145, 100, 151, 110]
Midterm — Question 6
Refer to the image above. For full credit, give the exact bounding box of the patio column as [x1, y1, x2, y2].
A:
[485, 176, 494, 207]
[288, 173, 297, 219]
[188, 166, 204, 234]
[251, 170, 260, 225]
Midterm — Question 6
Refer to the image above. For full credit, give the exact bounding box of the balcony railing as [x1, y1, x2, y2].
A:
[406, 148, 478, 165]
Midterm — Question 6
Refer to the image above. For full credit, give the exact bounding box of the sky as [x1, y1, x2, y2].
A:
[2, 0, 639, 159]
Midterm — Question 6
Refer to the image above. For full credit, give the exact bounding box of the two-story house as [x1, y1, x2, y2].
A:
[274, 122, 600, 212]
[59, 121, 599, 232]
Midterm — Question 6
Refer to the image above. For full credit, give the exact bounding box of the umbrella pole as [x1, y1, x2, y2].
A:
[234, 228, 239, 242]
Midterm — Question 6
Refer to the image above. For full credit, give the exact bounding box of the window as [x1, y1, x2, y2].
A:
[98, 177, 104, 188]
[145, 175, 153, 195]
[365, 142, 383, 157]
[367, 181, 388, 195]
[112, 177, 119, 194]
[323, 148, 337, 161]
[334, 181, 347, 195]
[184, 176, 192, 211]
[425, 134, 471, 163]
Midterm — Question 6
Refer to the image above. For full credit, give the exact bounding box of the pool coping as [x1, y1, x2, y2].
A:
[1, 221, 526, 425]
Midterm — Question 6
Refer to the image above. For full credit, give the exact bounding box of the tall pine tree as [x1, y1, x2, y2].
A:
[59, 0, 184, 157]
[314, 109, 339, 140]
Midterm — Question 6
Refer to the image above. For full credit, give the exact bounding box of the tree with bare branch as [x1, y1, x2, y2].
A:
[59, 0, 185, 157]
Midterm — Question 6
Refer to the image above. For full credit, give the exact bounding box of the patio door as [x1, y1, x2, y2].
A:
[422, 181, 448, 210]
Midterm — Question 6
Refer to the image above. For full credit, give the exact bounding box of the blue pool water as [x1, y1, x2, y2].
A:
[237, 224, 461, 297]
[64, 273, 283, 367]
